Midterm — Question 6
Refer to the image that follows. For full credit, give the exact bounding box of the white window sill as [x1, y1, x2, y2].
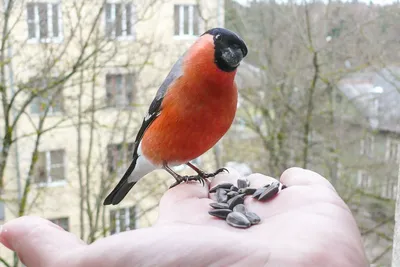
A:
[27, 37, 64, 44]
[35, 180, 67, 188]
[173, 35, 198, 40]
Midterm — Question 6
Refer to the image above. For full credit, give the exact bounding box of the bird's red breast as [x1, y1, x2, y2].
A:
[141, 34, 238, 165]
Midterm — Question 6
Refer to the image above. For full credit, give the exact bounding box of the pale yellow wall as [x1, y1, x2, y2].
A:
[2, 3, 223, 263]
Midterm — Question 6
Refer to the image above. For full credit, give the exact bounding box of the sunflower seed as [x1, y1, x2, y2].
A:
[216, 188, 228, 203]
[245, 211, 261, 225]
[252, 187, 266, 198]
[227, 191, 239, 198]
[210, 202, 229, 209]
[233, 203, 247, 214]
[258, 182, 280, 201]
[228, 194, 245, 209]
[238, 187, 257, 195]
[230, 185, 239, 192]
[237, 179, 248, 189]
[209, 183, 234, 193]
[226, 212, 251, 228]
[208, 209, 232, 219]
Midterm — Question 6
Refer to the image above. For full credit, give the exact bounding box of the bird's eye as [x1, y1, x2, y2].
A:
[215, 34, 221, 41]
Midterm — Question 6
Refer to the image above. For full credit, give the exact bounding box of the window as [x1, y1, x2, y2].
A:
[371, 98, 380, 116]
[49, 217, 69, 231]
[105, 74, 134, 107]
[107, 143, 134, 176]
[30, 78, 64, 115]
[109, 206, 136, 235]
[360, 134, 374, 157]
[381, 178, 397, 200]
[27, 2, 63, 42]
[386, 138, 400, 162]
[174, 5, 200, 37]
[34, 149, 65, 185]
[105, 2, 135, 39]
[357, 170, 372, 189]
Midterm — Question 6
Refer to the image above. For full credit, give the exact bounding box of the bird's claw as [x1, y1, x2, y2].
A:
[168, 168, 227, 189]
[198, 167, 228, 179]
[169, 175, 207, 188]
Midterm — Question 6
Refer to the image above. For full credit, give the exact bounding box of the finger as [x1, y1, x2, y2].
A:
[157, 179, 211, 224]
[246, 173, 279, 188]
[244, 172, 344, 219]
[280, 167, 336, 191]
[160, 180, 209, 209]
[67, 225, 259, 267]
[0, 216, 86, 266]
[243, 173, 286, 217]
[156, 168, 241, 225]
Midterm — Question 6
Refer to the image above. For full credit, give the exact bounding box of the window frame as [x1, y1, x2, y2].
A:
[49, 217, 69, 231]
[105, 73, 135, 108]
[360, 134, 374, 157]
[31, 92, 64, 115]
[107, 142, 134, 177]
[381, 178, 397, 200]
[357, 170, 372, 189]
[109, 206, 137, 235]
[386, 138, 400, 163]
[26, 1, 64, 44]
[34, 149, 66, 187]
[104, 1, 136, 40]
[173, 4, 200, 39]
[30, 77, 64, 115]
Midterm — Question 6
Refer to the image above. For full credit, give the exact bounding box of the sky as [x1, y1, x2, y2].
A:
[233, 0, 398, 6]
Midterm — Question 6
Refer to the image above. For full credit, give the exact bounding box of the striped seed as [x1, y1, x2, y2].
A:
[209, 183, 234, 193]
[216, 188, 228, 203]
[210, 202, 229, 209]
[226, 212, 251, 228]
[209, 209, 232, 219]
[245, 211, 261, 225]
[258, 182, 280, 201]
[228, 194, 245, 210]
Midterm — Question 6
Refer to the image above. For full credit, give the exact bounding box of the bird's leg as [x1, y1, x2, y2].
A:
[186, 162, 229, 183]
[163, 163, 203, 189]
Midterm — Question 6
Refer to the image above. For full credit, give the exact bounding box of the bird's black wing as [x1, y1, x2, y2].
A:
[133, 56, 184, 153]
[103, 56, 184, 205]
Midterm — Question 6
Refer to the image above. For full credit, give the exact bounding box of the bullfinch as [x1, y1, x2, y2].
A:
[104, 28, 248, 205]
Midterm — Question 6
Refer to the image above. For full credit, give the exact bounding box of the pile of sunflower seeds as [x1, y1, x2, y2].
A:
[208, 179, 286, 229]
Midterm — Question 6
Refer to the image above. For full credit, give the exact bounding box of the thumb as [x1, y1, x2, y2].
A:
[0, 216, 86, 266]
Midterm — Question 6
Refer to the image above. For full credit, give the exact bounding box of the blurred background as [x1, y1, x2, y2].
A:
[0, 0, 398, 266]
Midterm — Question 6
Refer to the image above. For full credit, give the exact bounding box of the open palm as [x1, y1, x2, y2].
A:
[0, 168, 368, 267]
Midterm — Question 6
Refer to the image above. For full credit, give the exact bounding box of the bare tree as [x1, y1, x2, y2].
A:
[224, 1, 400, 265]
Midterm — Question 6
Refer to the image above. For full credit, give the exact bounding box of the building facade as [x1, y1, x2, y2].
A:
[0, 0, 224, 263]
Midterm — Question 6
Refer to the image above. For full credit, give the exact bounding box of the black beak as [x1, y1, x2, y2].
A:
[221, 47, 244, 68]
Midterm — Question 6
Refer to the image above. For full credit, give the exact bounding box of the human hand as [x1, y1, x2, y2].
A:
[0, 167, 368, 267]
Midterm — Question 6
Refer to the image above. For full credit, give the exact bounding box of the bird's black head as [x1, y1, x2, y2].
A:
[203, 28, 248, 72]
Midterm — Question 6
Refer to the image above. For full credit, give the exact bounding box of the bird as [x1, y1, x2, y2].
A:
[104, 28, 248, 205]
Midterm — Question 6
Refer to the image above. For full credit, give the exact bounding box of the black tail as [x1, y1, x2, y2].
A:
[104, 155, 139, 205]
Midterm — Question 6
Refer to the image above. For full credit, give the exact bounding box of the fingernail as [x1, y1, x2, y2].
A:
[0, 224, 12, 250]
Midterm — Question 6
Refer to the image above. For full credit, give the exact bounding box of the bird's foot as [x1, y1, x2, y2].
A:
[169, 175, 209, 189]
[197, 167, 229, 179]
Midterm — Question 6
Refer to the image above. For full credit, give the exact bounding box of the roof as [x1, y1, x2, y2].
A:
[338, 66, 400, 133]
